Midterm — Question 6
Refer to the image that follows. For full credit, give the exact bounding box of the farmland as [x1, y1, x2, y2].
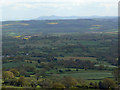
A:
[2, 18, 118, 89]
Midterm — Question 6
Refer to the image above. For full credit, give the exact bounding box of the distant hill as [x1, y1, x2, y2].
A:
[35, 15, 117, 20]
[2, 18, 117, 35]
[35, 15, 80, 20]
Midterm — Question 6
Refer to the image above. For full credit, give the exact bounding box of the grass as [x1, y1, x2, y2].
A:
[3, 62, 36, 69]
[56, 70, 113, 80]
[3, 62, 25, 68]
[47, 69, 113, 80]
[2, 86, 42, 89]
[80, 40, 100, 46]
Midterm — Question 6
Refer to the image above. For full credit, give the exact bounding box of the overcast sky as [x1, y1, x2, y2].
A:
[0, 0, 119, 21]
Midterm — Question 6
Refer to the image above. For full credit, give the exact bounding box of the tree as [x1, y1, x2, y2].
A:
[17, 76, 28, 87]
[99, 78, 116, 89]
[89, 82, 94, 88]
[103, 78, 116, 89]
[77, 78, 86, 86]
[84, 67, 88, 71]
[52, 82, 65, 88]
[24, 65, 36, 72]
[98, 65, 104, 70]
[10, 69, 20, 77]
[3, 71, 15, 79]
[38, 60, 41, 63]
[40, 79, 52, 88]
[3, 78, 18, 86]
[94, 82, 98, 89]
[62, 76, 78, 88]
[113, 68, 120, 81]
[90, 82, 98, 89]
[31, 80, 38, 87]
[99, 81, 105, 89]
[35, 73, 40, 80]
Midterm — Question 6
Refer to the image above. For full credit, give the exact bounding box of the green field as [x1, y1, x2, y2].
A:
[2, 18, 118, 89]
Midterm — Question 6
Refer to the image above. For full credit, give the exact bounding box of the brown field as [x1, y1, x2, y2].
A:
[105, 32, 117, 34]
[56, 57, 96, 61]
[48, 22, 58, 24]
[92, 25, 101, 26]
[0, 23, 29, 27]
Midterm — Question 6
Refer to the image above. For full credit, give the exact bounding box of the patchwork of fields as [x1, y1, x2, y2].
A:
[2, 18, 118, 89]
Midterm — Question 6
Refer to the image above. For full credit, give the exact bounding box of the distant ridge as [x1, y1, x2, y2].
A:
[35, 15, 80, 20]
[35, 15, 117, 20]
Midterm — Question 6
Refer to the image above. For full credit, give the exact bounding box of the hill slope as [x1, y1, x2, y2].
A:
[2, 18, 117, 35]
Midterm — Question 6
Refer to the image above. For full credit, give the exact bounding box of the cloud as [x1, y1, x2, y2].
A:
[1, 0, 119, 20]
[22, 4, 34, 8]
[1, 0, 118, 10]
[1, 0, 119, 7]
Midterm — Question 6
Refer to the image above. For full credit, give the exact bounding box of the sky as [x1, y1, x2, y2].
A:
[0, 0, 119, 21]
